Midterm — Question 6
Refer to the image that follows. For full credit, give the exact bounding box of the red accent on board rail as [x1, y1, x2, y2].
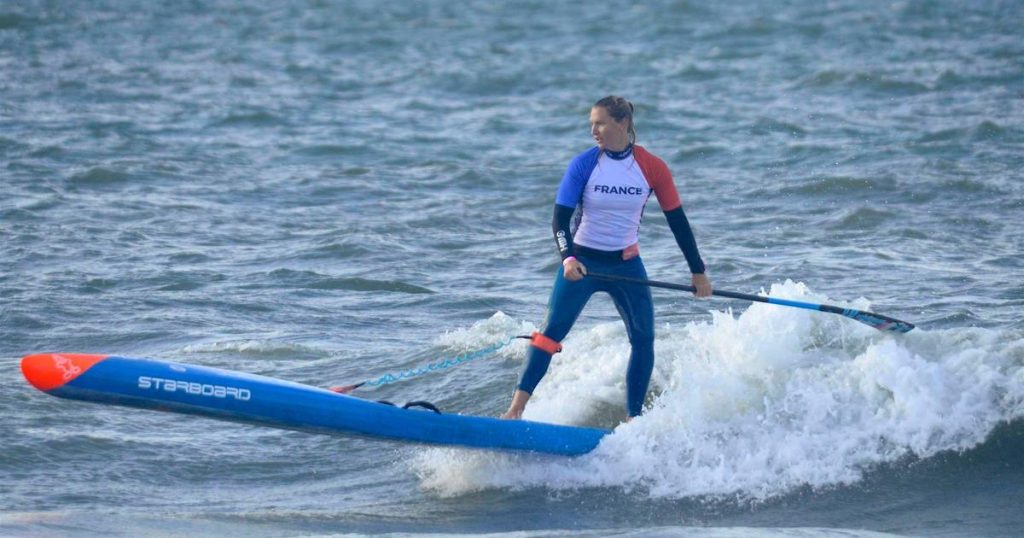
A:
[21, 353, 108, 391]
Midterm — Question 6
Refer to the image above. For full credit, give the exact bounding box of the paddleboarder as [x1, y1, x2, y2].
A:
[502, 96, 712, 421]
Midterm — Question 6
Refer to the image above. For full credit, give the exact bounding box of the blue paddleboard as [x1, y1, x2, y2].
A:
[21, 353, 608, 456]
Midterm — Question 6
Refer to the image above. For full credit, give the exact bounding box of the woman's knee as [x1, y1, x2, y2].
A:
[628, 330, 655, 350]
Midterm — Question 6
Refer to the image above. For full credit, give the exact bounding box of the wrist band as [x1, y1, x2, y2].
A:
[562, 256, 577, 265]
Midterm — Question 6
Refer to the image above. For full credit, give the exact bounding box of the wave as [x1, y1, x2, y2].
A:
[67, 166, 134, 184]
[793, 70, 931, 95]
[824, 206, 894, 230]
[211, 110, 286, 128]
[904, 418, 1024, 474]
[28, 145, 66, 159]
[412, 281, 1024, 501]
[310, 276, 433, 294]
[263, 268, 433, 294]
[0, 12, 35, 30]
[0, 513, 906, 538]
[671, 145, 727, 163]
[790, 175, 881, 195]
[928, 121, 1016, 142]
[291, 144, 362, 157]
[180, 339, 328, 359]
[0, 136, 28, 156]
[748, 118, 808, 138]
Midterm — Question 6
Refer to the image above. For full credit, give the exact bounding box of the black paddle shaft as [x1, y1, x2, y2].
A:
[586, 272, 915, 333]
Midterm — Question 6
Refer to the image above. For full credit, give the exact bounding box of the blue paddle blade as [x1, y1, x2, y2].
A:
[841, 308, 916, 333]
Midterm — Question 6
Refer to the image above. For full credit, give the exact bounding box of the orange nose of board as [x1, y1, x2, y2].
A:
[21, 353, 107, 391]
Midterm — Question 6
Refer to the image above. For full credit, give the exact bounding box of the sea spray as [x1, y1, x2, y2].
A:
[413, 281, 1024, 501]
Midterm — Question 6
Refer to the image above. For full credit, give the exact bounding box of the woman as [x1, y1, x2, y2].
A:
[501, 96, 712, 421]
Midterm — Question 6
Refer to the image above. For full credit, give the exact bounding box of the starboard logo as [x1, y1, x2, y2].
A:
[138, 376, 251, 401]
[52, 354, 82, 380]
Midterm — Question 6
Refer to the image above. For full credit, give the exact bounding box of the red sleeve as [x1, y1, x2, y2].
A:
[633, 146, 681, 212]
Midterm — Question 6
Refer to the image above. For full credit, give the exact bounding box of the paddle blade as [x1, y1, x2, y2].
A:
[841, 308, 915, 333]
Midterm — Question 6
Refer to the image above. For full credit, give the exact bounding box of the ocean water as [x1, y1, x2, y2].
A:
[2, 0, 1023, 536]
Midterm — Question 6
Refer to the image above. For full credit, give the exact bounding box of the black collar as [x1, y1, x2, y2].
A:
[603, 144, 634, 160]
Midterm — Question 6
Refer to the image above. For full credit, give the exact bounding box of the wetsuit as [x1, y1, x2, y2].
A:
[517, 144, 705, 417]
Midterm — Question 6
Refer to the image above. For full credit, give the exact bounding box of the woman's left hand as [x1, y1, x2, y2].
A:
[692, 273, 712, 298]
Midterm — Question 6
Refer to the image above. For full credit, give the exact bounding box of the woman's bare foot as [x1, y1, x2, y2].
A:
[500, 409, 522, 420]
[500, 389, 531, 419]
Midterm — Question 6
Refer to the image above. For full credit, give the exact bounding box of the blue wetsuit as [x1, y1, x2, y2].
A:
[517, 144, 705, 417]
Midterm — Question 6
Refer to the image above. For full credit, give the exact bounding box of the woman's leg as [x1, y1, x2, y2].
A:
[503, 265, 597, 418]
[607, 259, 655, 418]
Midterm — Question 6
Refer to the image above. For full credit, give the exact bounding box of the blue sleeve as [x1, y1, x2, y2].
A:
[555, 147, 600, 207]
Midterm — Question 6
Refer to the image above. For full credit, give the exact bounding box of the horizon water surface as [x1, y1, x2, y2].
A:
[2, 1, 1023, 537]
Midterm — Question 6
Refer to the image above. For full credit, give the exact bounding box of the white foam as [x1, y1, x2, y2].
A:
[180, 339, 325, 358]
[412, 281, 1024, 500]
[434, 311, 536, 357]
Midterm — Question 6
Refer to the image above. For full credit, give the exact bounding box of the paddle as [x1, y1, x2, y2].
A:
[587, 272, 915, 333]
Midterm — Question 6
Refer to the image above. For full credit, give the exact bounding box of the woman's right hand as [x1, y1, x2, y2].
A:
[562, 258, 587, 281]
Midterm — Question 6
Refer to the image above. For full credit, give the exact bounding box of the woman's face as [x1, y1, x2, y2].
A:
[589, 106, 629, 151]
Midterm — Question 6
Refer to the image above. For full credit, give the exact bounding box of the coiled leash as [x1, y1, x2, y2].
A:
[328, 332, 562, 413]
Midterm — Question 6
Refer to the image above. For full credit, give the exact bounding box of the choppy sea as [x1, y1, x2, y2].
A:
[2, 1, 1022, 536]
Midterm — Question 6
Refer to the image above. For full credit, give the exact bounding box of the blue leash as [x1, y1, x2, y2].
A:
[330, 335, 523, 394]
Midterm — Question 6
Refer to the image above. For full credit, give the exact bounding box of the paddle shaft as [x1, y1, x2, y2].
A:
[586, 272, 915, 333]
[590, 272, 812, 307]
